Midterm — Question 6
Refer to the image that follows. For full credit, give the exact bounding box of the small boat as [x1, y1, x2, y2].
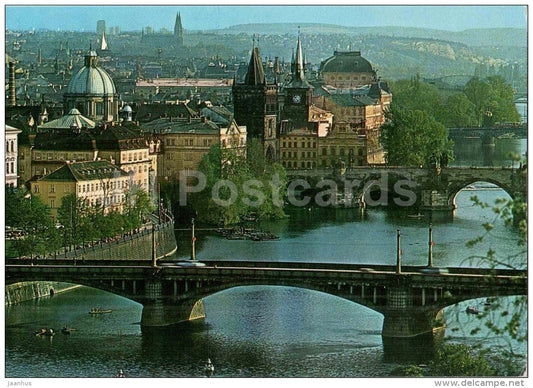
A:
[204, 358, 214, 377]
[116, 369, 125, 378]
[484, 298, 492, 306]
[407, 213, 424, 219]
[89, 308, 112, 314]
[35, 328, 54, 337]
[466, 306, 479, 315]
[61, 326, 75, 335]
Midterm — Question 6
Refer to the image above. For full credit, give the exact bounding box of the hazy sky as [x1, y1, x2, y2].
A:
[5, 4, 528, 32]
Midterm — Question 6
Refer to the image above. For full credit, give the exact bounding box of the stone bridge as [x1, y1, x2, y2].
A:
[5, 260, 526, 342]
[287, 166, 527, 211]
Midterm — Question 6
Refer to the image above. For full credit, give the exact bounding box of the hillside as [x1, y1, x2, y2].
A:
[208, 23, 526, 48]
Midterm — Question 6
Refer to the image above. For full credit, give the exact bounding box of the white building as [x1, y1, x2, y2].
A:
[5, 125, 22, 187]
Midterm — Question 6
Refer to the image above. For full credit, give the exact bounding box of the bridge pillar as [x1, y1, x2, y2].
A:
[382, 308, 445, 338]
[381, 286, 445, 338]
[140, 279, 206, 327]
[420, 189, 455, 211]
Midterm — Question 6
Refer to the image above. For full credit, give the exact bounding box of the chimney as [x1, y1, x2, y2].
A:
[9, 62, 16, 107]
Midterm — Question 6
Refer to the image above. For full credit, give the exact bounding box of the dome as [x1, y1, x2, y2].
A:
[320, 51, 374, 73]
[66, 51, 116, 95]
[122, 105, 133, 112]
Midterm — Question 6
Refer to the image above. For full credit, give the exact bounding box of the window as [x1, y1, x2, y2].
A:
[50, 185, 55, 193]
[34, 185, 39, 193]
[50, 199, 55, 208]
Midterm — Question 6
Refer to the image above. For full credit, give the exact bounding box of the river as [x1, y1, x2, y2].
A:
[5, 137, 527, 378]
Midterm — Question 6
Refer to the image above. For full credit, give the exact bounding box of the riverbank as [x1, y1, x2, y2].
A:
[5, 282, 81, 306]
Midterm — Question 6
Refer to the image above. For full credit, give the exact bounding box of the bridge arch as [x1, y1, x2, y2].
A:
[448, 179, 514, 210]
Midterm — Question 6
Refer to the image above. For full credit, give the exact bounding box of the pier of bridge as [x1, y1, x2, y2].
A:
[5, 260, 526, 341]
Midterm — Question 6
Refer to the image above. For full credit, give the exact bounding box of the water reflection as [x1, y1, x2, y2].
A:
[451, 137, 525, 167]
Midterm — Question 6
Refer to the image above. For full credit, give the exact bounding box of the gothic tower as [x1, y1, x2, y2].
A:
[280, 29, 313, 132]
[174, 12, 184, 47]
[233, 38, 279, 162]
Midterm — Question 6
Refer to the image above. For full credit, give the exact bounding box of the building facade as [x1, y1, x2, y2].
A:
[31, 109, 152, 194]
[30, 160, 130, 217]
[5, 125, 22, 187]
[142, 116, 246, 182]
[232, 42, 279, 162]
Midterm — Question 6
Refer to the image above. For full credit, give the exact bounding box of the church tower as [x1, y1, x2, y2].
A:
[233, 38, 279, 162]
[280, 29, 313, 132]
[174, 12, 184, 47]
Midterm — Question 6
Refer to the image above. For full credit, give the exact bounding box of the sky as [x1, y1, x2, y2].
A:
[4, 3, 528, 32]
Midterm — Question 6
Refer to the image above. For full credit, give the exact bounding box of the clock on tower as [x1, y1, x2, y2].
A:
[292, 94, 301, 104]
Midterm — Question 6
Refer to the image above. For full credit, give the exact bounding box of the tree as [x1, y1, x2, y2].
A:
[5, 187, 60, 257]
[428, 344, 496, 376]
[442, 93, 478, 128]
[190, 144, 287, 225]
[389, 75, 443, 119]
[380, 105, 454, 167]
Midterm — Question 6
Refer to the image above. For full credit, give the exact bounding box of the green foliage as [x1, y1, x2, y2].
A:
[56, 189, 155, 248]
[5, 187, 61, 257]
[427, 344, 496, 376]
[190, 144, 287, 225]
[380, 105, 454, 167]
[390, 365, 424, 377]
[388, 75, 444, 119]
[390, 75, 520, 129]
[465, 76, 521, 126]
[441, 93, 478, 127]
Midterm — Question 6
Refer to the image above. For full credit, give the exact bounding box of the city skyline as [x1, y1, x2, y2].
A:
[5, 4, 528, 33]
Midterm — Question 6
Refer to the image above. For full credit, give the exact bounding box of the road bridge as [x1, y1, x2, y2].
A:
[287, 166, 527, 212]
[5, 260, 526, 341]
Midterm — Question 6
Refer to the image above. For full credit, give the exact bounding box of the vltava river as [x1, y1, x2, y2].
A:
[5, 186, 526, 378]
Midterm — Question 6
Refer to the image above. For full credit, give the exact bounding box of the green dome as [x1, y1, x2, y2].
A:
[320, 51, 374, 73]
[66, 50, 116, 96]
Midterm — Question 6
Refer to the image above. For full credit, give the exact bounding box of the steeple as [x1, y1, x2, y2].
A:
[294, 26, 305, 81]
[174, 12, 184, 46]
[244, 35, 265, 85]
[286, 27, 312, 89]
[100, 31, 108, 51]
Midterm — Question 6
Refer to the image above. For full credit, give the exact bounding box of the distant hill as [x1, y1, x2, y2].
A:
[207, 23, 526, 48]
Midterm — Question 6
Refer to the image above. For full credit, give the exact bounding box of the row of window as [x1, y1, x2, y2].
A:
[282, 151, 317, 159]
[5, 161, 16, 175]
[327, 74, 370, 81]
[35, 152, 89, 161]
[282, 161, 316, 169]
[123, 151, 149, 162]
[78, 180, 129, 194]
[281, 141, 317, 149]
[5, 139, 16, 153]
[126, 164, 149, 175]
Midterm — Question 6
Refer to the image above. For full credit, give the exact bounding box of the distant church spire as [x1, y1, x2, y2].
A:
[100, 31, 109, 51]
[174, 12, 184, 46]
[294, 26, 305, 81]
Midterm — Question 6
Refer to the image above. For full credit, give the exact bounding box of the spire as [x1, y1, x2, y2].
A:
[244, 37, 265, 85]
[294, 26, 305, 81]
[174, 11, 184, 45]
[285, 28, 313, 90]
[100, 31, 108, 51]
